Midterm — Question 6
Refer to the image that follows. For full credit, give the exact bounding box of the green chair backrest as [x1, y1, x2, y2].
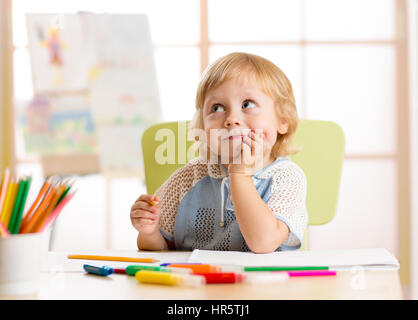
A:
[291, 120, 345, 225]
[141, 120, 345, 242]
[142, 121, 197, 196]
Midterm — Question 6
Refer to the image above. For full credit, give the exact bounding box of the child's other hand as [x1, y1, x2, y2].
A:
[130, 194, 161, 236]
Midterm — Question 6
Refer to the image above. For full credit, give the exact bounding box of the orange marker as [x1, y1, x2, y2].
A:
[167, 264, 221, 273]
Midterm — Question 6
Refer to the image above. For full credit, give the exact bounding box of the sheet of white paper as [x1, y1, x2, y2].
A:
[188, 248, 400, 270]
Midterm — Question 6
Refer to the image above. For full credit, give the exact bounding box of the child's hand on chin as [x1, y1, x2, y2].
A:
[228, 130, 266, 176]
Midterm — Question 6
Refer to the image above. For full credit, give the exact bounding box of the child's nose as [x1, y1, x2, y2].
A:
[224, 112, 242, 128]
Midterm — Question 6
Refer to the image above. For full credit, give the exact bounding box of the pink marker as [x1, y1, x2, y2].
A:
[287, 270, 337, 277]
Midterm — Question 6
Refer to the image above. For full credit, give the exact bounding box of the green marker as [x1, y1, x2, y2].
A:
[126, 265, 192, 276]
[243, 266, 329, 272]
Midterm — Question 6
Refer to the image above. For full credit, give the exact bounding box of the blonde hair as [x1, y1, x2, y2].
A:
[189, 52, 299, 158]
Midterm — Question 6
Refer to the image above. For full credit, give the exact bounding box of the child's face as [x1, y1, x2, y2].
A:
[202, 71, 288, 164]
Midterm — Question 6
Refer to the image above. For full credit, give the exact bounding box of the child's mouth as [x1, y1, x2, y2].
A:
[228, 135, 244, 140]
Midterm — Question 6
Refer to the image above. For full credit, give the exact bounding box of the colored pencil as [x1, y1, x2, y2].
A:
[19, 176, 52, 231]
[8, 177, 27, 234]
[2, 178, 18, 229]
[0, 174, 75, 235]
[39, 192, 75, 232]
[0, 177, 12, 223]
[56, 180, 73, 206]
[0, 220, 10, 237]
[67, 254, 159, 263]
[21, 183, 57, 233]
[0, 168, 10, 218]
[10, 176, 32, 234]
[33, 183, 66, 232]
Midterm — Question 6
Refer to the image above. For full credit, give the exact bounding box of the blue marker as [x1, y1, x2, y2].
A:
[83, 264, 114, 276]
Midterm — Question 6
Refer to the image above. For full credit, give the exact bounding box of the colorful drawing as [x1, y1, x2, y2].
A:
[40, 26, 67, 85]
[26, 96, 50, 134]
[39, 27, 65, 66]
[26, 14, 89, 92]
[20, 96, 98, 155]
[25, 13, 161, 176]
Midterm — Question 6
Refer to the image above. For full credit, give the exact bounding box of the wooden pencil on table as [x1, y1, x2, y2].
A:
[67, 254, 159, 263]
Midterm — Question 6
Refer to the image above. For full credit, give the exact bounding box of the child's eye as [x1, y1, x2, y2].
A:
[242, 100, 256, 110]
[211, 104, 225, 113]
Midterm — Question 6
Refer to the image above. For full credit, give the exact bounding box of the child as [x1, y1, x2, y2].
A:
[130, 52, 308, 253]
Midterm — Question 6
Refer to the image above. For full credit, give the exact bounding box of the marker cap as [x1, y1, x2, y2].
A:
[163, 267, 193, 274]
[83, 264, 114, 276]
[179, 274, 206, 287]
[235, 273, 245, 282]
[244, 272, 289, 284]
[218, 264, 244, 273]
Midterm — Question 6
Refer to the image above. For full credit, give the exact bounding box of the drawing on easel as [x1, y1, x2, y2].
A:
[26, 13, 90, 93]
[24, 13, 161, 177]
[20, 95, 97, 155]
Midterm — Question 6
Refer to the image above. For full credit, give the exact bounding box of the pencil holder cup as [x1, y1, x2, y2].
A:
[0, 231, 50, 296]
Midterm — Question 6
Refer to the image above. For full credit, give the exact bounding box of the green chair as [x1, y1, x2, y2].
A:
[141, 120, 345, 250]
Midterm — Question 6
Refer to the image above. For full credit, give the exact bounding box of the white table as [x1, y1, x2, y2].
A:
[2, 250, 404, 300]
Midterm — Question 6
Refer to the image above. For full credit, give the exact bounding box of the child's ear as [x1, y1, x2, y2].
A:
[277, 118, 288, 135]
